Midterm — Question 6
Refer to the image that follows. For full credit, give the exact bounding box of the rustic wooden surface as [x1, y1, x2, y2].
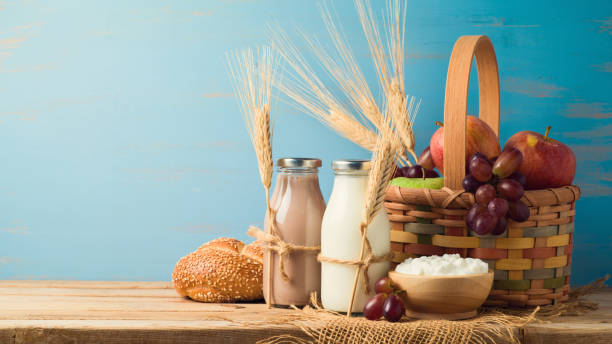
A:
[0, 281, 610, 344]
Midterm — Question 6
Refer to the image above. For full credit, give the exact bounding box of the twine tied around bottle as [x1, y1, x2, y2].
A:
[247, 204, 321, 284]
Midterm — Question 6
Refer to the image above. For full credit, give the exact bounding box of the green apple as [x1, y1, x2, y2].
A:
[390, 177, 444, 189]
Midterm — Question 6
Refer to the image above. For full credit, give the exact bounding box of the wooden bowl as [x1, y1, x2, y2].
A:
[388, 270, 494, 320]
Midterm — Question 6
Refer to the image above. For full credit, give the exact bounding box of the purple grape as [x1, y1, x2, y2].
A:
[470, 152, 488, 164]
[466, 153, 489, 174]
[497, 179, 524, 201]
[475, 184, 496, 204]
[462, 174, 483, 193]
[466, 203, 487, 229]
[418, 146, 435, 171]
[473, 212, 498, 235]
[488, 198, 509, 218]
[508, 172, 526, 187]
[508, 200, 530, 222]
[492, 148, 523, 179]
[392, 165, 403, 179]
[492, 216, 508, 235]
[374, 277, 395, 294]
[383, 294, 405, 322]
[469, 156, 493, 182]
[364, 293, 387, 320]
[425, 169, 440, 178]
[403, 165, 427, 179]
[398, 166, 411, 178]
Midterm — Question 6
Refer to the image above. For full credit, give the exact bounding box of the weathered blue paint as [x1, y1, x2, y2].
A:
[0, 0, 610, 285]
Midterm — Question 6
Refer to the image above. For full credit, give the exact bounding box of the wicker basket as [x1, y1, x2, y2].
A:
[384, 35, 581, 307]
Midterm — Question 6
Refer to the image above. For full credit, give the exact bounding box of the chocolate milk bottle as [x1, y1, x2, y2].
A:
[263, 158, 325, 306]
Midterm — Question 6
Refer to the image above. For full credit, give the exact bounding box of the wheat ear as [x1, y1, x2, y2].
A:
[356, 0, 419, 162]
[269, 26, 378, 152]
[312, 3, 383, 131]
[227, 47, 276, 190]
[363, 117, 398, 226]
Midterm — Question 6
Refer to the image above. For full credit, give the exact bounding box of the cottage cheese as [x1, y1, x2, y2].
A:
[395, 254, 488, 276]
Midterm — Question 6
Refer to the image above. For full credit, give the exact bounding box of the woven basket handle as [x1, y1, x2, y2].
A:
[443, 35, 500, 189]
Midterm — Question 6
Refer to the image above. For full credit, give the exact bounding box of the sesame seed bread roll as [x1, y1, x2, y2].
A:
[172, 238, 264, 302]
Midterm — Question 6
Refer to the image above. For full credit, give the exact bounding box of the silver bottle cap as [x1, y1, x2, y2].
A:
[331, 160, 371, 171]
[277, 158, 322, 168]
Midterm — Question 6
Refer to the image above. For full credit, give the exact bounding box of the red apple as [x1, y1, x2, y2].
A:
[503, 126, 576, 190]
[430, 116, 501, 175]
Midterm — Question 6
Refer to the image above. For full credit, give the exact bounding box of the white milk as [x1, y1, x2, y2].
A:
[320, 160, 390, 313]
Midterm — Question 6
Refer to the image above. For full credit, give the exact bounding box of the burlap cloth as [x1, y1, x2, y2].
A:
[257, 275, 609, 344]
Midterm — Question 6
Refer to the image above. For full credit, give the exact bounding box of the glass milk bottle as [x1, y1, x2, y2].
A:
[320, 160, 390, 312]
[263, 158, 325, 306]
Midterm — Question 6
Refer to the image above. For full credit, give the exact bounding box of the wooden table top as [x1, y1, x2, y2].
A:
[0, 280, 610, 344]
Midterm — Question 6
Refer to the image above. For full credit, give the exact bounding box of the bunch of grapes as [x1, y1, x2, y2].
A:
[363, 277, 405, 322]
[392, 146, 440, 179]
[462, 148, 530, 236]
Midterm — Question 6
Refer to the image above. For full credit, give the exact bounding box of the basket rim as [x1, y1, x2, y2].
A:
[385, 184, 580, 209]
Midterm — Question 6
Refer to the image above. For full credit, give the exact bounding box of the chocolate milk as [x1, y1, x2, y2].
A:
[263, 158, 325, 306]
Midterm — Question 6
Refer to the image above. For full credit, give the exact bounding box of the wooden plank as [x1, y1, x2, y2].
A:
[0, 287, 174, 298]
[0, 321, 309, 344]
[0, 281, 172, 289]
[522, 323, 612, 344]
[0, 281, 610, 344]
[0, 281, 309, 343]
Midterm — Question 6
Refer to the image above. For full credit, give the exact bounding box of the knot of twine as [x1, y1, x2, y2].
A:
[317, 222, 391, 295]
[247, 210, 320, 282]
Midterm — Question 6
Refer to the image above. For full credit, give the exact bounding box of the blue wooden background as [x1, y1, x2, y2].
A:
[0, 0, 610, 285]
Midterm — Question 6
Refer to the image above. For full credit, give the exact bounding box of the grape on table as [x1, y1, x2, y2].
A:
[364, 277, 406, 322]
[383, 294, 405, 322]
[363, 293, 386, 320]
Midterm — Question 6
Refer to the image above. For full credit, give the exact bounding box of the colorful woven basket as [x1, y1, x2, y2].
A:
[384, 35, 581, 307]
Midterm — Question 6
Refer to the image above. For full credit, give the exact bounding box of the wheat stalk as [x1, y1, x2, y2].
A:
[298, 3, 413, 165]
[227, 46, 278, 308]
[313, 3, 383, 131]
[269, 26, 378, 152]
[356, 0, 419, 162]
[227, 47, 276, 191]
[363, 116, 398, 226]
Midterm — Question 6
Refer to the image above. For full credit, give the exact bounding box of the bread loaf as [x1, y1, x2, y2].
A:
[172, 238, 264, 302]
